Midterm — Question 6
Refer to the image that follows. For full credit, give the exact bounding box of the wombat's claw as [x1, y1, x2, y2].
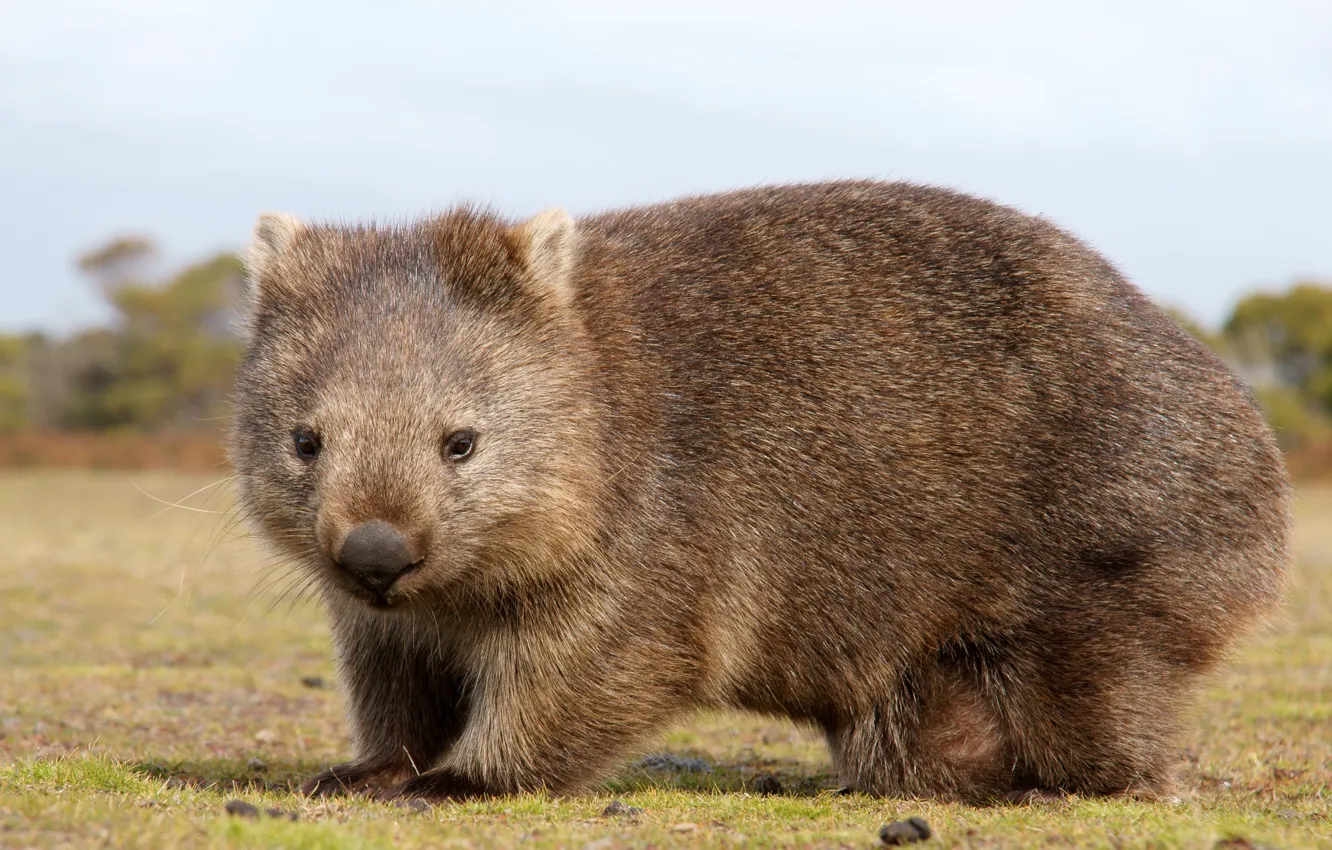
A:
[386, 768, 489, 802]
[301, 763, 387, 797]
[301, 770, 351, 797]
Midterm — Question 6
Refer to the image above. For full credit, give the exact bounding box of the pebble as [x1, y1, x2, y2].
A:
[246, 758, 267, 772]
[225, 799, 299, 821]
[601, 799, 643, 817]
[880, 816, 932, 845]
[300, 676, 327, 689]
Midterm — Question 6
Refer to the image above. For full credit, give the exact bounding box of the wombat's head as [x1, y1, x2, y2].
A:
[229, 208, 605, 611]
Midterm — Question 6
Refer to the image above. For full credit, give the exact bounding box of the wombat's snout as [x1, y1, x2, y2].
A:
[337, 520, 419, 596]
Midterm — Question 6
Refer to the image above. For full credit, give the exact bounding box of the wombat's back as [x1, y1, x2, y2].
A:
[575, 181, 1287, 795]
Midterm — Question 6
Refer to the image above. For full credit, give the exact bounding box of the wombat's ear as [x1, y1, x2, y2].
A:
[246, 212, 305, 286]
[511, 208, 578, 307]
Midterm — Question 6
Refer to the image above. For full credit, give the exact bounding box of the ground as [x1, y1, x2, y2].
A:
[0, 471, 1328, 849]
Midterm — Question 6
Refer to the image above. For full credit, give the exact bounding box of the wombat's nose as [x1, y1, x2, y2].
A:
[337, 521, 417, 595]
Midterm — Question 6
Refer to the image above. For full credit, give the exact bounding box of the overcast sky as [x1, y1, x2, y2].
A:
[3, 0, 1330, 333]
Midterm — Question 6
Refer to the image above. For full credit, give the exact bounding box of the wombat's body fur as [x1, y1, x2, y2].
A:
[231, 181, 1288, 802]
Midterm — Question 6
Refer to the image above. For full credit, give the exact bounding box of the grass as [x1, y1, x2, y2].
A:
[0, 471, 1328, 848]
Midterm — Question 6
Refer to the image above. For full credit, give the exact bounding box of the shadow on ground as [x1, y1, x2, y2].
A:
[131, 751, 840, 798]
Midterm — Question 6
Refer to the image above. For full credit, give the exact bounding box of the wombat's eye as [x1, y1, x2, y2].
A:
[292, 428, 321, 459]
[443, 429, 476, 462]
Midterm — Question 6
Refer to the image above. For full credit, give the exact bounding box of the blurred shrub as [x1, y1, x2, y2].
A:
[2, 236, 244, 434]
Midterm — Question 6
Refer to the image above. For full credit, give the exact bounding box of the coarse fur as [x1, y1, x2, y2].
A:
[229, 180, 1289, 803]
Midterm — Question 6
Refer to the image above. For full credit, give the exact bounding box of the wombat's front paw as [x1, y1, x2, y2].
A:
[381, 767, 490, 801]
[301, 761, 408, 797]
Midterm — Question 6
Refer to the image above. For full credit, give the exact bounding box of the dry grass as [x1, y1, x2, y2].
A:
[0, 434, 228, 471]
[0, 471, 1328, 848]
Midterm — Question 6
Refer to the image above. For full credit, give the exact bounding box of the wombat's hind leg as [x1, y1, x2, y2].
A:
[995, 592, 1210, 799]
[828, 665, 1020, 802]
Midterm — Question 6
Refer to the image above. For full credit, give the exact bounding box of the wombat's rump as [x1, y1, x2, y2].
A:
[230, 181, 1288, 802]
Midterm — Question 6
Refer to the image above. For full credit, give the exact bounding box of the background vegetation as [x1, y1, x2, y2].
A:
[3, 236, 1332, 473]
[0, 238, 243, 442]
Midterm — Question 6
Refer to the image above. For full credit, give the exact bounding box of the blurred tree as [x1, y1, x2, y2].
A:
[77, 236, 158, 295]
[57, 238, 245, 431]
[1218, 282, 1332, 449]
[1223, 284, 1332, 409]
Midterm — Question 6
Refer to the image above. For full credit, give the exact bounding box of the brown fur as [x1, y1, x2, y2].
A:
[228, 180, 1288, 803]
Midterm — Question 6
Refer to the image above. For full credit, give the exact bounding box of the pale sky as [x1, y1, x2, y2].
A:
[3, 0, 1331, 333]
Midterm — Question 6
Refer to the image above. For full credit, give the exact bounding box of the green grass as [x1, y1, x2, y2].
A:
[1, 471, 1329, 848]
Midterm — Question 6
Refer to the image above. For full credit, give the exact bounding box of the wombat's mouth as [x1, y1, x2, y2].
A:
[328, 558, 425, 611]
[344, 583, 410, 611]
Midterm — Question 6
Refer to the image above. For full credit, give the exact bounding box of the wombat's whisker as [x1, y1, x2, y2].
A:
[130, 477, 227, 515]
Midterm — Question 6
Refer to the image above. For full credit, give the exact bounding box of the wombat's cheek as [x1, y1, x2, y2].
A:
[397, 541, 471, 593]
[235, 474, 319, 559]
[310, 508, 343, 562]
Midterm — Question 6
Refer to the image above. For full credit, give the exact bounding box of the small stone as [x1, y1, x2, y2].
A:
[300, 676, 326, 689]
[264, 807, 298, 821]
[671, 822, 700, 834]
[753, 774, 783, 795]
[254, 728, 279, 744]
[246, 758, 267, 772]
[601, 799, 643, 817]
[880, 816, 932, 845]
[224, 799, 260, 819]
[394, 799, 431, 814]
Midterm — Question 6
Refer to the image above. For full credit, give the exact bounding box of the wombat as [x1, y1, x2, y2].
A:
[230, 180, 1288, 802]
